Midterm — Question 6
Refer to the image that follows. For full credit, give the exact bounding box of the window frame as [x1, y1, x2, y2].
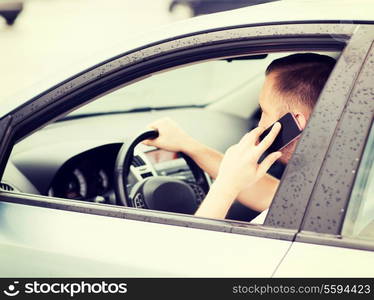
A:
[0, 22, 361, 242]
[297, 27, 374, 251]
[342, 122, 374, 238]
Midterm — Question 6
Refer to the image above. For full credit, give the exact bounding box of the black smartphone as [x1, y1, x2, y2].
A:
[259, 112, 303, 153]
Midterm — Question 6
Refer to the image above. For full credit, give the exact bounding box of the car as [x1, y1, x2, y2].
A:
[0, 1, 23, 26]
[168, 0, 278, 18]
[0, 0, 373, 277]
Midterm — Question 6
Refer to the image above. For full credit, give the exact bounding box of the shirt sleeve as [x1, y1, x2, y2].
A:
[250, 208, 269, 224]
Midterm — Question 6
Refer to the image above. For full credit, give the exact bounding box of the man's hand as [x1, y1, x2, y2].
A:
[142, 118, 223, 179]
[143, 118, 196, 152]
[214, 123, 282, 197]
[195, 123, 282, 219]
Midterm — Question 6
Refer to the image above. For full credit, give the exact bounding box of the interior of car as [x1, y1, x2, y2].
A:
[1, 50, 340, 222]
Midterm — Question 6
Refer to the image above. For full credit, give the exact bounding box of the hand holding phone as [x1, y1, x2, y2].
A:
[259, 113, 303, 153]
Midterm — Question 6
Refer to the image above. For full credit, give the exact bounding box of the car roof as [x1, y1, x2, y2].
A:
[123, 0, 374, 53]
[2, 0, 373, 118]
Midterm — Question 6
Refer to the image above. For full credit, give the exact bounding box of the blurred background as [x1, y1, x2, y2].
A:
[0, 0, 276, 102]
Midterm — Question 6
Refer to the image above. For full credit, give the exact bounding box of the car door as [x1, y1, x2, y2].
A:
[274, 27, 374, 277]
[0, 22, 359, 276]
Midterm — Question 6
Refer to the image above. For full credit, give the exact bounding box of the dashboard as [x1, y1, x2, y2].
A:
[47, 144, 120, 204]
[45, 144, 204, 205]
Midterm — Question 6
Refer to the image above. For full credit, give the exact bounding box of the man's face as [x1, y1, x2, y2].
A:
[258, 73, 285, 129]
[257, 73, 297, 163]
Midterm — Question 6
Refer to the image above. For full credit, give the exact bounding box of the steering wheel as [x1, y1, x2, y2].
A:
[114, 130, 210, 214]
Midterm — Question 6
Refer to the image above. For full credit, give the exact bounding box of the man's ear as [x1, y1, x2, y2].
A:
[294, 112, 308, 130]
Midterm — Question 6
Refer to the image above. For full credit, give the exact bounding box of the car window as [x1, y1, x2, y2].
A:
[5, 50, 340, 226]
[66, 55, 278, 118]
[341, 122, 374, 240]
[8, 55, 274, 206]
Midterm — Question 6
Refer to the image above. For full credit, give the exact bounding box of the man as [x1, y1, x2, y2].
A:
[143, 53, 336, 221]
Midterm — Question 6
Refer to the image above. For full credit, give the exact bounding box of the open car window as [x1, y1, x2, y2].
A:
[4, 50, 340, 227]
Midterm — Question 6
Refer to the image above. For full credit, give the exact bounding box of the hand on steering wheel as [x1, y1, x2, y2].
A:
[113, 130, 209, 214]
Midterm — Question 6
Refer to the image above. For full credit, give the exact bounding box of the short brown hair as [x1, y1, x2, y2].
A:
[266, 53, 336, 111]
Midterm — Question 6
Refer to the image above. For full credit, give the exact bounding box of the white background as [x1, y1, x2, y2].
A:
[0, 0, 174, 102]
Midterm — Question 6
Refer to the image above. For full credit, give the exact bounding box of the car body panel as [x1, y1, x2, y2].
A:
[273, 242, 374, 277]
[0, 201, 291, 277]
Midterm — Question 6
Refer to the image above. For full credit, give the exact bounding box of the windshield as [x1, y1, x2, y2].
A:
[67, 57, 269, 117]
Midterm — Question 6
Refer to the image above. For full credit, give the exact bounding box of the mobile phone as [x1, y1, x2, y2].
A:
[259, 112, 303, 153]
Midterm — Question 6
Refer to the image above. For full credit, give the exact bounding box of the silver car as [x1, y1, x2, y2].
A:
[0, 0, 373, 277]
